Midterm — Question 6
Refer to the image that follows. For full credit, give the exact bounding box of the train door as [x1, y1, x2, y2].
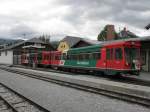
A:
[106, 48, 114, 69]
[113, 47, 124, 69]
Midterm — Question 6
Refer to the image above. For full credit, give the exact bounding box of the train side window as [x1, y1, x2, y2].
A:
[67, 55, 70, 60]
[55, 55, 60, 60]
[70, 55, 72, 60]
[44, 55, 46, 60]
[107, 49, 113, 60]
[52, 55, 55, 60]
[72, 55, 75, 60]
[85, 54, 89, 60]
[46, 55, 48, 60]
[49, 53, 51, 60]
[77, 55, 79, 60]
[55, 55, 58, 60]
[75, 55, 78, 60]
[63, 53, 67, 60]
[82, 54, 86, 60]
[89, 53, 93, 59]
[93, 52, 101, 59]
[107, 49, 111, 60]
[115, 48, 122, 60]
[79, 54, 82, 60]
[53, 55, 55, 60]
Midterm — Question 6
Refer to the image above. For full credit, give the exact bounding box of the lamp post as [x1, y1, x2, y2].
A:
[145, 24, 150, 30]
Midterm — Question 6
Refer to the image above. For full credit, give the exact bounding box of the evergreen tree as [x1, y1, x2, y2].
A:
[39, 34, 50, 43]
[97, 26, 107, 41]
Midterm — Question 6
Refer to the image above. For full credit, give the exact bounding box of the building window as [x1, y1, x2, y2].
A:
[5, 51, 7, 56]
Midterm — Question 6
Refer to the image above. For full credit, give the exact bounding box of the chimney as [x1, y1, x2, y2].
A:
[123, 27, 127, 31]
[106, 25, 115, 41]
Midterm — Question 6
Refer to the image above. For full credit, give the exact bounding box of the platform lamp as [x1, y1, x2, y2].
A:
[145, 24, 150, 30]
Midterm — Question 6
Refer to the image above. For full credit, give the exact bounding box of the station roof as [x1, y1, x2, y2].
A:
[60, 36, 102, 48]
[0, 37, 51, 51]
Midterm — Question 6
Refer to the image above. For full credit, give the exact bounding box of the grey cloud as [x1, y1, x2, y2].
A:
[0, 0, 150, 40]
[9, 24, 37, 39]
[58, 0, 150, 29]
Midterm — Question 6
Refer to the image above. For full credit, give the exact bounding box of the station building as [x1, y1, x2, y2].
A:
[135, 36, 150, 72]
[0, 38, 53, 65]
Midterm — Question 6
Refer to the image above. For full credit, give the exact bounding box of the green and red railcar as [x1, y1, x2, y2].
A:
[59, 40, 141, 75]
[21, 40, 141, 75]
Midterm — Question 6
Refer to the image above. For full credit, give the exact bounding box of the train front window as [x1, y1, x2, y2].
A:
[115, 48, 122, 60]
[125, 48, 139, 63]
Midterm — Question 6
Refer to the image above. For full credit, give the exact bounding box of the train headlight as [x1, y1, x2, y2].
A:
[131, 41, 135, 45]
[125, 62, 129, 66]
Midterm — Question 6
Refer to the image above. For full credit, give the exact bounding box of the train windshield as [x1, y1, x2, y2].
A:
[125, 48, 140, 63]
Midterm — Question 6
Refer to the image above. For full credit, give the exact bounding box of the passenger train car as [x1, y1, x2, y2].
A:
[59, 41, 141, 75]
[21, 40, 141, 75]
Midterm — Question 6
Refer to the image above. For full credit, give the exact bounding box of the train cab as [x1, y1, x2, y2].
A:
[104, 41, 141, 75]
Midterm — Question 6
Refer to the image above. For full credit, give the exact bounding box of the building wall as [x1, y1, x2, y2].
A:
[72, 40, 91, 48]
[0, 50, 13, 65]
[141, 50, 148, 71]
[141, 42, 150, 72]
[57, 41, 70, 52]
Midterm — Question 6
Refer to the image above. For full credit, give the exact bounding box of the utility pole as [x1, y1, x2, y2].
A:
[23, 33, 26, 53]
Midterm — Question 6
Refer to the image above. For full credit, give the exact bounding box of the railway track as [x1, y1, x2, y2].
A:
[0, 83, 50, 112]
[13, 65, 150, 87]
[0, 65, 150, 107]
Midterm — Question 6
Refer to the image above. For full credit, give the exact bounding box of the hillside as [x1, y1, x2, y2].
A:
[0, 38, 24, 49]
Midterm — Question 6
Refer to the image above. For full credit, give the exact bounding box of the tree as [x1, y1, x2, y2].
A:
[51, 41, 59, 50]
[97, 26, 107, 41]
[39, 34, 51, 43]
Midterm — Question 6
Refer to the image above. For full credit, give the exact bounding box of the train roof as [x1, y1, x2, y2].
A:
[67, 45, 101, 54]
[68, 40, 140, 54]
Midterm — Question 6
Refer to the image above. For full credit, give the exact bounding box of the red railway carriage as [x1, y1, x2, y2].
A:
[21, 52, 42, 66]
[96, 41, 141, 75]
[41, 51, 51, 66]
[21, 53, 29, 65]
[50, 51, 61, 69]
[41, 51, 61, 68]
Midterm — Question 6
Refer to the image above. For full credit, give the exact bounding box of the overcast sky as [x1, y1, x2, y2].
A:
[0, 0, 150, 40]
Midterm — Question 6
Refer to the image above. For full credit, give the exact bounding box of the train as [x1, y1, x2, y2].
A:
[21, 40, 141, 76]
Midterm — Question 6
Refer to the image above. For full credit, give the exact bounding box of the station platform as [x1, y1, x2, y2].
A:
[6, 66, 150, 100]
[129, 72, 150, 81]
[0, 69, 149, 112]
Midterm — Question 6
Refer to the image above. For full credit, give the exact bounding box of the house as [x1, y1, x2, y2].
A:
[57, 36, 101, 52]
[0, 38, 54, 65]
[118, 27, 138, 39]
